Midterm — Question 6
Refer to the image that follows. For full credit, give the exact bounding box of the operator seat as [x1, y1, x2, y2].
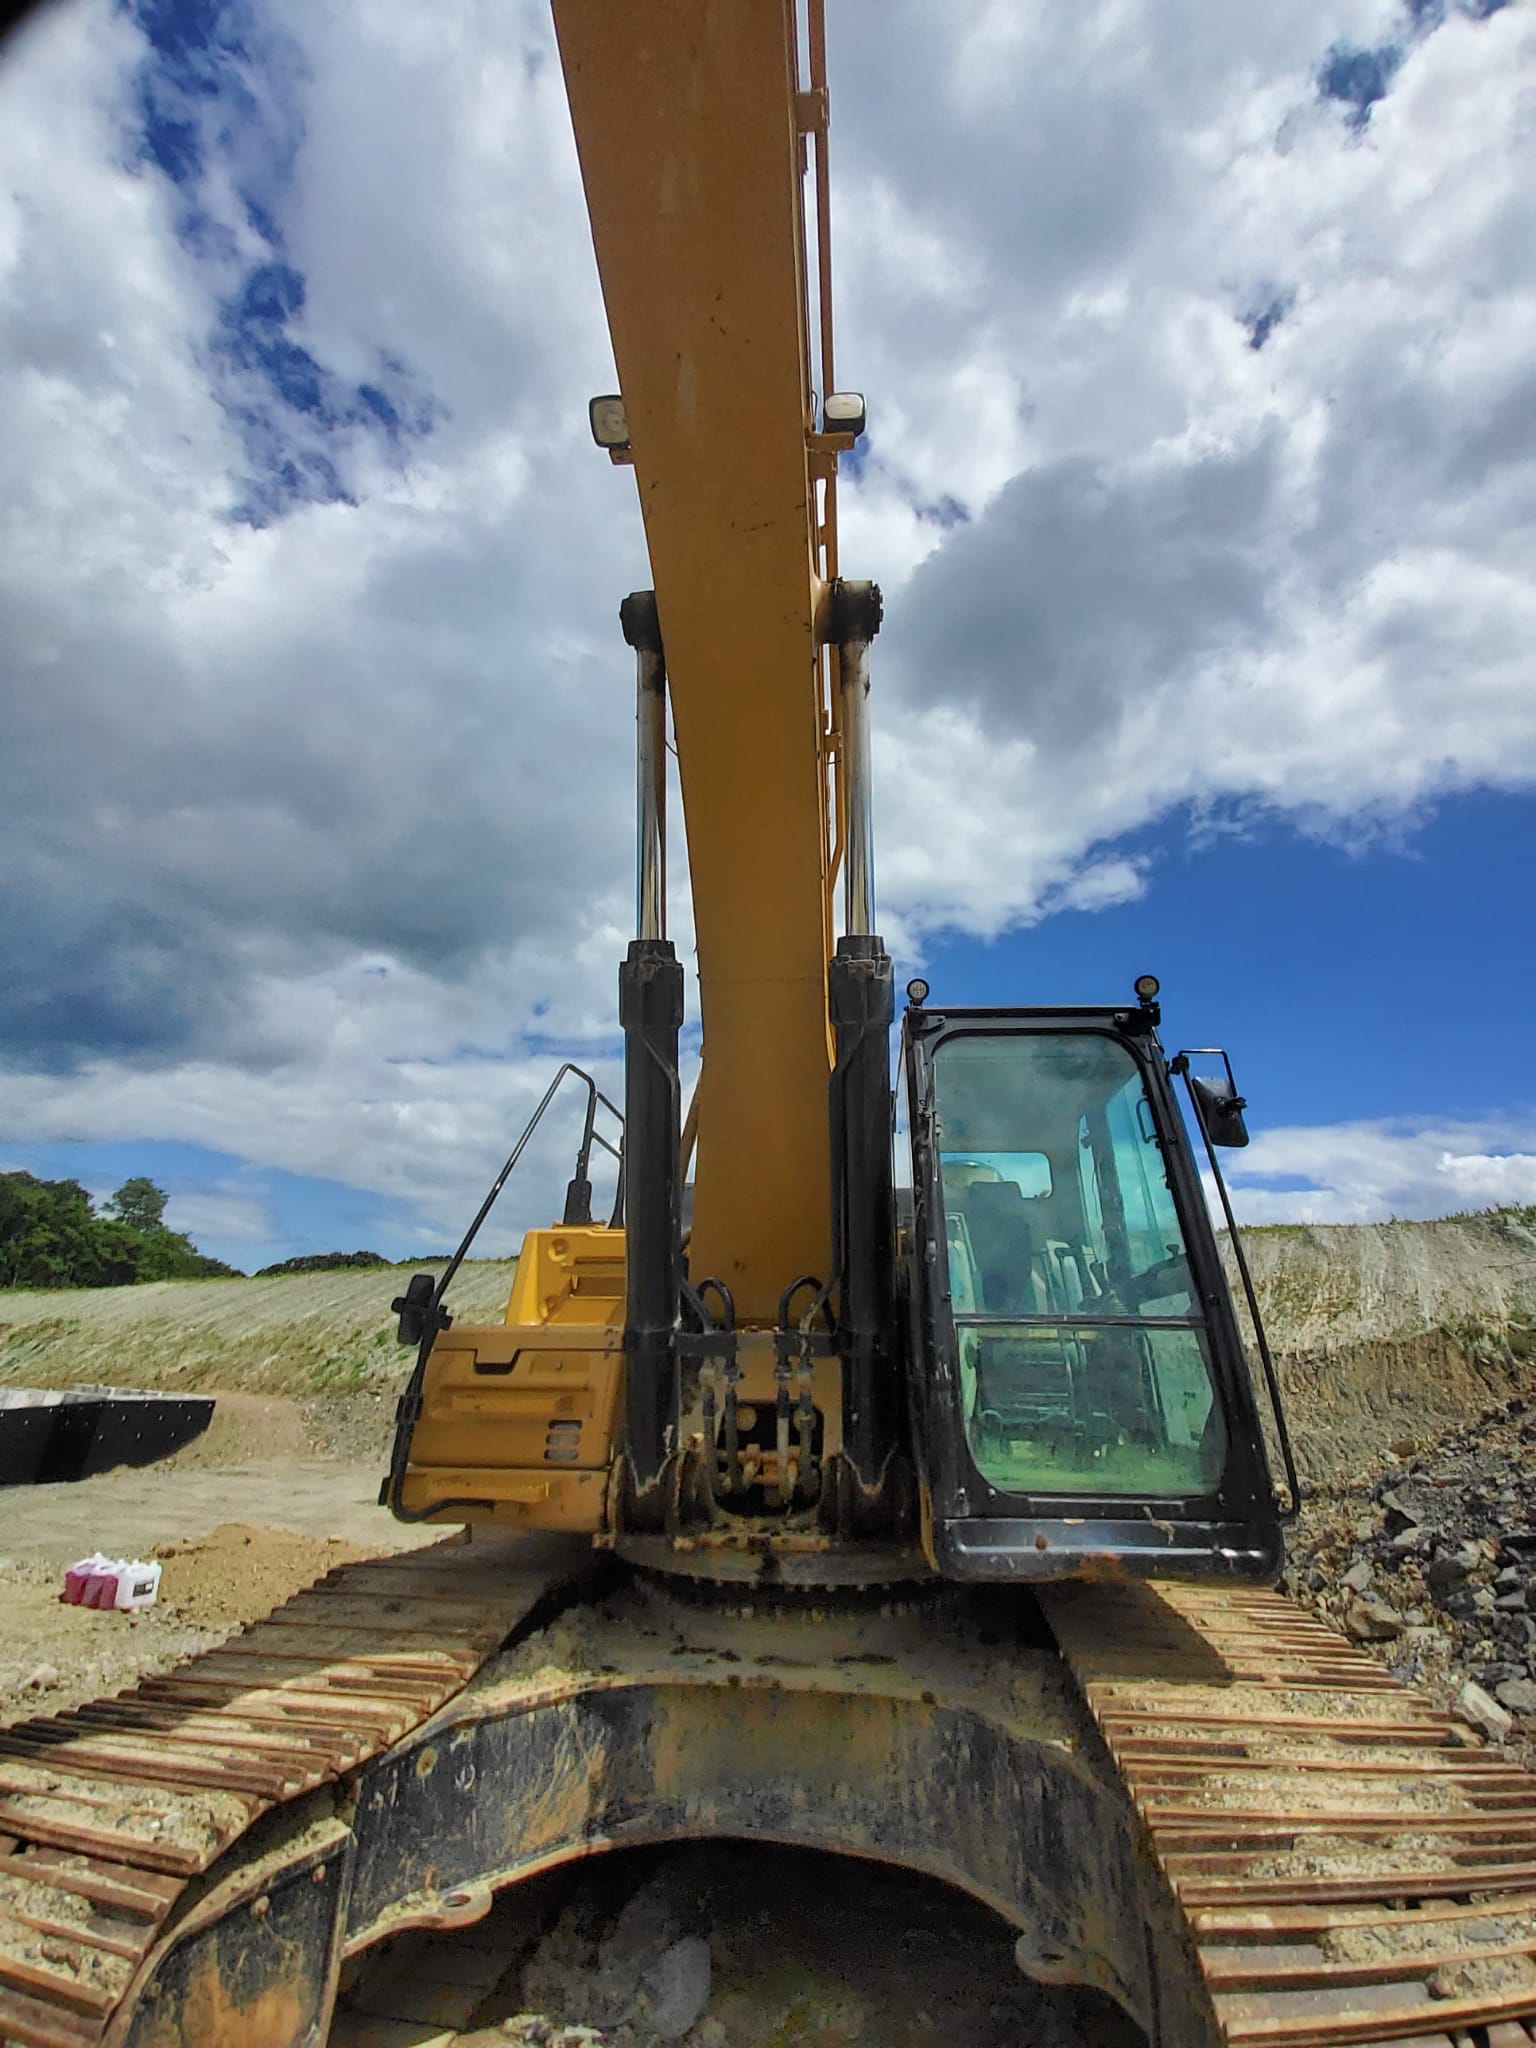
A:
[960, 1181, 1089, 1453]
[964, 1181, 1038, 1315]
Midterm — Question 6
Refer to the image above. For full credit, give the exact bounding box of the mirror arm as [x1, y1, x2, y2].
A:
[1176, 1063, 1301, 1521]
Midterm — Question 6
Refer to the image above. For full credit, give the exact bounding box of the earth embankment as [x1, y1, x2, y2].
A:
[0, 1258, 517, 1462]
[2, 1220, 1535, 1483]
[1234, 1211, 1536, 1482]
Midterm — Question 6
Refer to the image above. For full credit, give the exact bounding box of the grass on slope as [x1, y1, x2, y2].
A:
[0, 1260, 518, 1402]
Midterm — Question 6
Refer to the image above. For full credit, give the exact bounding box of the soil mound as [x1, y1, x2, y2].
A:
[150, 1520, 376, 1627]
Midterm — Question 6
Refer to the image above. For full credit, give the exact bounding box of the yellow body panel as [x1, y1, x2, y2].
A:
[503, 1224, 626, 1327]
[401, 1319, 622, 1530]
[395, 1463, 608, 1529]
[553, 0, 834, 1321]
[401, 1229, 626, 1527]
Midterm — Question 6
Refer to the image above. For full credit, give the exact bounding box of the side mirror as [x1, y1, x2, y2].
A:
[1190, 1075, 1250, 1149]
[391, 1272, 440, 1347]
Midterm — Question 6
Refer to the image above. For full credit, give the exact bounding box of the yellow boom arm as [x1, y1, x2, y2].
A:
[553, 0, 843, 1324]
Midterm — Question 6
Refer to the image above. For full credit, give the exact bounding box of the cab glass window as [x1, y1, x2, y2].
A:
[932, 1031, 1224, 1498]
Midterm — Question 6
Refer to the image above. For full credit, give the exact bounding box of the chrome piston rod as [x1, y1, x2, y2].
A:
[831, 580, 882, 938]
[622, 591, 667, 940]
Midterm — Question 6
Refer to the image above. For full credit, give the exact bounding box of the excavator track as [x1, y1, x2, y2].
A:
[2, 1548, 1534, 2048]
[1044, 1580, 1536, 2048]
[0, 1537, 580, 2048]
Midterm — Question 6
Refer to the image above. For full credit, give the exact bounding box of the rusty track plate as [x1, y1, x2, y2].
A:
[1044, 1581, 1536, 2048]
[0, 1539, 569, 2048]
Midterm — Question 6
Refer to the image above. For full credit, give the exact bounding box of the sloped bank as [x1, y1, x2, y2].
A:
[1235, 1211, 1536, 1483]
[0, 1259, 519, 1460]
[1, 1218, 1534, 1484]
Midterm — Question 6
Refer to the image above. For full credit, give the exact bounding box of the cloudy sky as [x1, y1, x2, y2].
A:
[2, 0, 1533, 1271]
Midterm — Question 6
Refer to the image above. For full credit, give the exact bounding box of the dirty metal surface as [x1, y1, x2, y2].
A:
[12, 1551, 1534, 2048]
[331, 1576, 1192, 2035]
[0, 1538, 582, 2048]
[1044, 1580, 1536, 2048]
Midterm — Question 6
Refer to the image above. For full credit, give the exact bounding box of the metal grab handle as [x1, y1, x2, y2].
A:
[434, 1062, 622, 1311]
[384, 1061, 622, 1523]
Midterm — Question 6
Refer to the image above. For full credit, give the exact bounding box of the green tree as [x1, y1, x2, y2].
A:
[107, 1176, 168, 1234]
[0, 1173, 104, 1288]
[0, 1170, 244, 1289]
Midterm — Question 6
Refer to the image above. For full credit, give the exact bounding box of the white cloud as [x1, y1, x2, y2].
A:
[1212, 1117, 1536, 1226]
[164, 1182, 278, 1247]
[847, 0, 1536, 935]
[2, 0, 1533, 1239]
[0, 947, 625, 1248]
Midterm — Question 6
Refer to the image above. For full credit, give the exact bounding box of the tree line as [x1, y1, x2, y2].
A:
[0, 1173, 241, 1289]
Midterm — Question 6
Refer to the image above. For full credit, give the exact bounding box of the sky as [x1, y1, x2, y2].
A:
[1, 0, 1533, 1273]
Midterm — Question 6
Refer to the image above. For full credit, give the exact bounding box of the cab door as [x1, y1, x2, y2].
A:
[902, 1005, 1283, 1582]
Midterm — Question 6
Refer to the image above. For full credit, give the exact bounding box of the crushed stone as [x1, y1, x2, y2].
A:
[1282, 1394, 1536, 1771]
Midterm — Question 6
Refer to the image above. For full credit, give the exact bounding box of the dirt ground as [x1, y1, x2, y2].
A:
[0, 1390, 435, 1727]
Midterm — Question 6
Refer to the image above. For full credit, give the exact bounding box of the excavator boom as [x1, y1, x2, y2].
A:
[554, 0, 837, 1321]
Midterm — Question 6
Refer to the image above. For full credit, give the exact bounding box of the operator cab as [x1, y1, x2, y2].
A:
[902, 988, 1289, 1583]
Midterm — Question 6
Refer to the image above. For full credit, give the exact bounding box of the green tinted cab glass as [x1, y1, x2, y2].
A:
[932, 1031, 1225, 1498]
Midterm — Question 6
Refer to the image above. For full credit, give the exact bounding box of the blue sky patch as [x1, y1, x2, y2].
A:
[913, 788, 1536, 1137]
[121, 0, 439, 525]
[1242, 291, 1294, 352]
[1317, 41, 1404, 127]
[1315, 0, 1512, 133]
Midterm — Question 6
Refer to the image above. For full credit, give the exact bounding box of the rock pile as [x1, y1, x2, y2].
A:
[1285, 1395, 1536, 1753]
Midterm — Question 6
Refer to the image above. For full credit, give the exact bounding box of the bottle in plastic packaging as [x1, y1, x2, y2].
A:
[61, 1556, 161, 1610]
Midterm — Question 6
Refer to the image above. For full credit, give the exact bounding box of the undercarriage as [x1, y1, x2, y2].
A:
[3, 1535, 1534, 2048]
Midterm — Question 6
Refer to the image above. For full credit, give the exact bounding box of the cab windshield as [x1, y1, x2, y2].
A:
[932, 1031, 1225, 1498]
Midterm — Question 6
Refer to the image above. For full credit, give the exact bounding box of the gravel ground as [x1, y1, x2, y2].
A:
[1284, 1392, 1536, 1765]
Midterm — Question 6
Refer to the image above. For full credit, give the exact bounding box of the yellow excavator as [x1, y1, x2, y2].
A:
[4, 9, 1536, 2047]
[385, 0, 1291, 1586]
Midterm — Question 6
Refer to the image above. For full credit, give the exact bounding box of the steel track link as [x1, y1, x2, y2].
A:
[1042, 1580, 1536, 2048]
[0, 1538, 578, 2048]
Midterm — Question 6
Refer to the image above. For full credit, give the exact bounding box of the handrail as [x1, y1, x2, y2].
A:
[383, 1061, 623, 1522]
[432, 1062, 622, 1309]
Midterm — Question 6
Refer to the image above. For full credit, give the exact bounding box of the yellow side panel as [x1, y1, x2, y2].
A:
[395, 1465, 607, 1530]
[505, 1225, 626, 1327]
[400, 1322, 622, 1532]
[553, 0, 834, 1322]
